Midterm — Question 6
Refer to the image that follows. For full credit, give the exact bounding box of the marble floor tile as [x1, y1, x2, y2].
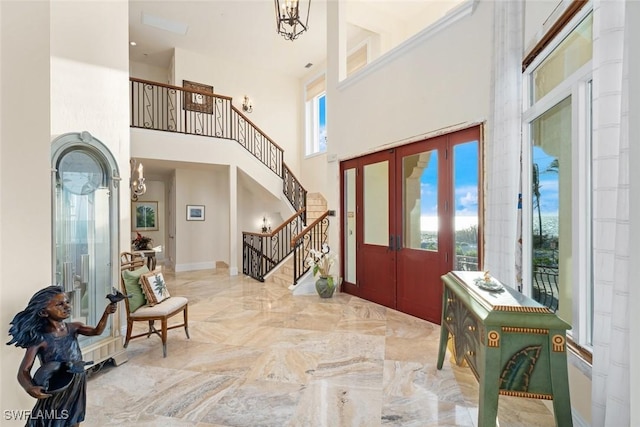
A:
[85, 269, 557, 427]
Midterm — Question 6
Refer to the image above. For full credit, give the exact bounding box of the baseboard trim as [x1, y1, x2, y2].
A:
[175, 262, 216, 272]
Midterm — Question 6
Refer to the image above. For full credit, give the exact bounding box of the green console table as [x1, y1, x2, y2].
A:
[436, 271, 573, 427]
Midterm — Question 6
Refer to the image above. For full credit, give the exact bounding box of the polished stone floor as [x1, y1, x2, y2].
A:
[85, 268, 557, 426]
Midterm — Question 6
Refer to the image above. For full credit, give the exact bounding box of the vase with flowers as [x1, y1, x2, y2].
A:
[132, 232, 153, 251]
[307, 243, 336, 298]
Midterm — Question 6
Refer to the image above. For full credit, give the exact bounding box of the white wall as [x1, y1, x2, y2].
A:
[130, 60, 170, 84]
[1, 0, 129, 423]
[0, 1, 52, 419]
[329, 2, 492, 162]
[49, 0, 131, 267]
[174, 167, 229, 271]
[172, 48, 302, 172]
[297, 153, 328, 195]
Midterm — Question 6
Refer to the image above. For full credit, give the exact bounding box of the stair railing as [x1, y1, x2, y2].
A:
[242, 208, 306, 282]
[131, 78, 312, 277]
[283, 164, 307, 224]
[290, 211, 330, 285]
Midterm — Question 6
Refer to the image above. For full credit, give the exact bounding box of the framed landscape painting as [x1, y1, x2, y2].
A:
[186, 205, 205, 221]
[133, 201, 158, 231]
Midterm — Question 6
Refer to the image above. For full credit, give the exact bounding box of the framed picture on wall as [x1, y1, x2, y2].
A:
[183, 80, 214, 114]
[133, 201, 159, 231]
[186, 205, 205, 221]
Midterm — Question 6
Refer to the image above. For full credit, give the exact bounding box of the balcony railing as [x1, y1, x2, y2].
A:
[130, 78, 284, 178]
[533, 264, 559, 312]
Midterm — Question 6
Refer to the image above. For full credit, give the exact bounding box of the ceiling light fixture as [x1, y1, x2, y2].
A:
[274, 0, 311, 41]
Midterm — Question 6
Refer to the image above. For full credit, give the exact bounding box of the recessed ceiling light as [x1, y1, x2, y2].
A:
[130, 41, 137, 46]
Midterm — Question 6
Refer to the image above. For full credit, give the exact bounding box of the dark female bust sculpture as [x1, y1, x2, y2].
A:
[7, 286, 121, 427]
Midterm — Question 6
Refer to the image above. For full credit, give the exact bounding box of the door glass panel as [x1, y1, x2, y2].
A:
[453, 141, 479, 270]
[344, 168, 357, 283]
[402, 150, 438, 251]
[531, 96, 571, 320]
[363, 161, 388, 246]
[55, 150, 112, 346]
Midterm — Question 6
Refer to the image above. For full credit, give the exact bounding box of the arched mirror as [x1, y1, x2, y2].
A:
[51, 131, 121, 349]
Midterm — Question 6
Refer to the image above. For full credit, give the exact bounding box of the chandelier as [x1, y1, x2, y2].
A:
[274, 0, 311, 41]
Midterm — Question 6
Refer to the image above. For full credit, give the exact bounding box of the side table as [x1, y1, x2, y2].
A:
[437, 271, 573, 427]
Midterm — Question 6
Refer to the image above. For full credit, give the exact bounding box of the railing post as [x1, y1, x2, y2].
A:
[292, 239, 299, 285]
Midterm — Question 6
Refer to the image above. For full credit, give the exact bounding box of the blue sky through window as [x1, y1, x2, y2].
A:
[419, 141, 479, 231]
[318, 94, 326, 152]
[533, 147, 559, 215]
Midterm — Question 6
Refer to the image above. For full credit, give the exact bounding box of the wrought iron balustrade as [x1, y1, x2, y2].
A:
[283, 164, 307, 223]
[455, 255, 479, 271]
[242, 209, 306, 282]
[532, 264, 559, 312]
[130, 77, 232, 138]
[130, 78, 285, 179]
[291, 212, 330, 285]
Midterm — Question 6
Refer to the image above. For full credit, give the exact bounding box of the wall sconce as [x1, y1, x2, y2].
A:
[130, 158, 146, 201]
[242, 95, 253, 113]
[261, 216, 271, 233]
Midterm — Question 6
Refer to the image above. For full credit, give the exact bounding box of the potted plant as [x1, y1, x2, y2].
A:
[307, 243, 336, 298]
[132, 232, 153, 251]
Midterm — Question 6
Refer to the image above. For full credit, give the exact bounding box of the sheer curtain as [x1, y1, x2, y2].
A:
[591, 1, 630, 425]
[484, 0, 523, 288]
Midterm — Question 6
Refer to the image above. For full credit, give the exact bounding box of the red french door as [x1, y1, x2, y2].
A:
[340, 126, 482, 324]
[341, 150, 397, 308]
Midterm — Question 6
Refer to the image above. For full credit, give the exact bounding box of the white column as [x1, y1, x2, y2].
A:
[229, 165, 238, 275]
[483, 0, 523, 288]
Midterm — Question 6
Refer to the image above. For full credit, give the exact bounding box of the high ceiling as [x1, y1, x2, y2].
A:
[128, 0, 462, 79]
